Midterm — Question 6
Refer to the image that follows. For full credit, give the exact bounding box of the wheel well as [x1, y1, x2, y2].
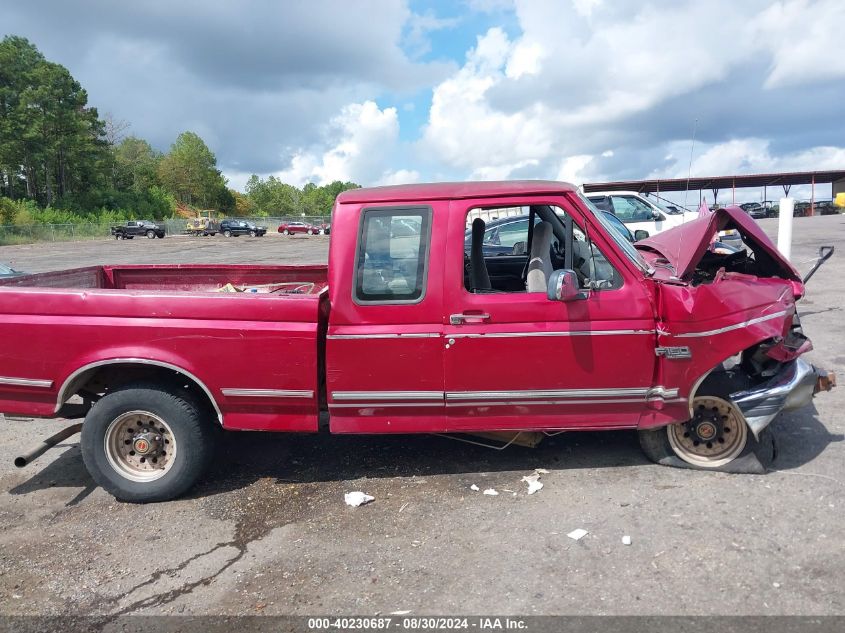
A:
[57, 361, 222, 424]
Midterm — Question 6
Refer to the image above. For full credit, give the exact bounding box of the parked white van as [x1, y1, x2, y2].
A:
[584, 190, 741, 245]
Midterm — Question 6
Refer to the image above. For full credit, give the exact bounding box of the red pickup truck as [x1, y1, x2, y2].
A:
[0, 181, 834, 502]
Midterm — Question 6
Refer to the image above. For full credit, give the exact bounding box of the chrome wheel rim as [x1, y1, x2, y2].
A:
[667, 396, 748, 468]
[104, 411, 177, 482]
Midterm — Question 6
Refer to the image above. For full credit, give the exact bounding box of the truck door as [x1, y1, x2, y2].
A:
[442, 195, 661, 431]
[326, 202, 447, 433]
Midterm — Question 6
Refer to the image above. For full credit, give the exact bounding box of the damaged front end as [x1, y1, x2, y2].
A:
[636, 206, 837, 472]
[731, 357, 836, 439]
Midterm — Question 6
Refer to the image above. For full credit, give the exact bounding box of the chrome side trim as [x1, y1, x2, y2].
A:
[221, 389, 314, 398]
[327, 333, 439, 340]
[446, 398, 651, 407]
[446, 388, 650, 401]
[328, 402, 445, 409]
[55, 358, 223, 424]
[0, 376, 54, 388]
[449, 329, 655, 339]
[331, 390, 445, 401]
[672, 310, 790, 339]
[646, 387, 679, 400]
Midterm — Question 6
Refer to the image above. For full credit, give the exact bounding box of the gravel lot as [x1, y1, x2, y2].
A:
[0, 217, 843, 619]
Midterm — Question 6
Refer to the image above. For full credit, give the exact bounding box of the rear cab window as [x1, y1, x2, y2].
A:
[354, 206, 432, 304]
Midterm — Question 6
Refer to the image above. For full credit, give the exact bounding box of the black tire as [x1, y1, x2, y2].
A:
[284, 229, 290, 235]
[114, 234, 120, 240]
[146, 230, 156, 239]
[223, 230, 232, 238]
[638, 371, 774, 474]
[249, 230, 256, 237]
[81, 384, 218, 503]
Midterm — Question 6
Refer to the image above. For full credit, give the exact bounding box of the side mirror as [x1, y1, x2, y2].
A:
[512, 240, 527, 255]
[633, 229, 650, 241]
[547, 269, 585, 302]
[651, 211, 663, 221]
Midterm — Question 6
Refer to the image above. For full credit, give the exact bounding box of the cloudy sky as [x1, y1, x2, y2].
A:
[4, 0, 844, 203]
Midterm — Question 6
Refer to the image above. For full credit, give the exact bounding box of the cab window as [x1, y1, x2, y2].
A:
[355, 207, 432, 304]
[463, 204, 620, 293]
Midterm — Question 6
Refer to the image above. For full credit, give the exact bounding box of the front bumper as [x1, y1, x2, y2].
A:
[730, 358, 836, 438]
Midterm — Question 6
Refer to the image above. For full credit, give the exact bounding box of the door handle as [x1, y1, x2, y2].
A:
[450, 312, 491, 325]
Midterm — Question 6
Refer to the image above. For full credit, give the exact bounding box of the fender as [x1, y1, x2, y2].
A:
[642, 276, 797, 430]
[55, 354, 223, 424]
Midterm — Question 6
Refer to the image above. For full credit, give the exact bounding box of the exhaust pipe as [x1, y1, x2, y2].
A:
[14, 423, 83, 468]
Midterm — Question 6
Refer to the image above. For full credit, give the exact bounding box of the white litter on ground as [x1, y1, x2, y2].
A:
[535, 468, 550, 474]
[344, 491, 375, 507]
[390, 610, 412, 616]
[482, 488, 499, 496]
[521, 473, 544, 494]
[470, 484, 480, 491]
[622, 535, 632, 546]
[567, 528, 588, 540]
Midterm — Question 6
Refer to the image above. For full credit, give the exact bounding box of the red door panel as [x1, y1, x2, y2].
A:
[443, 195, 661, 431]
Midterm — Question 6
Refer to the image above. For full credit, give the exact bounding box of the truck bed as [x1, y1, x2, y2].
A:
[0, 264, 328, 293]
[0, 264, 328, 432]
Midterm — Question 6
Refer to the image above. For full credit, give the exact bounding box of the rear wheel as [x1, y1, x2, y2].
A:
[223, 230, 232, 237]
[81, 384, 218, 503]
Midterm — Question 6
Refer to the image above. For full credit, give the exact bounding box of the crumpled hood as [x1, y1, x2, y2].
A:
[635, 206, 801, 281]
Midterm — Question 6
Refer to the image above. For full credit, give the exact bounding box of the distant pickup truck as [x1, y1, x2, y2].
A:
[0, 181, 834, 502]
[111, 220, 166, 240]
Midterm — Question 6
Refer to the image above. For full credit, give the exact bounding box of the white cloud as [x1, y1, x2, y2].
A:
[420, 28, 552, 179]
[755, 0, 845, 88]
[650, 138, 845, 203]
[258, 101, 418, 188]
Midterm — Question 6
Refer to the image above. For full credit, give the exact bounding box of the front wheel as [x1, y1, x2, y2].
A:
[249, 230, 256, 237]
[81, 384, 218, 503]
[146, 230, 156, 239]
[283, 229, 290, 235]
[638, 394, 774, 473]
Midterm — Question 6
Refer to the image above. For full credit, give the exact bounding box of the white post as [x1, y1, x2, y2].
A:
[777, 197, 794, 260]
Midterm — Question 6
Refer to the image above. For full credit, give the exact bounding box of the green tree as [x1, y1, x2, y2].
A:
[158, 131, 226, 207]
[114, 136, 160, 193]
[0, 36, 107, 205]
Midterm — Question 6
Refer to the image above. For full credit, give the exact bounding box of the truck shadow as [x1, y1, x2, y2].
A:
[7, 407, 839, 503]
[190, 406, 840, 499]
[7, 443, 98, 506]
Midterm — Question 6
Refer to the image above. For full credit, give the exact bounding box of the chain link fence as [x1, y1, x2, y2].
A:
[0, 216, 331, 246]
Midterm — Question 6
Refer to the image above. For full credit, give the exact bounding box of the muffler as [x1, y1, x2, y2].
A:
[14, 423, 83, 468]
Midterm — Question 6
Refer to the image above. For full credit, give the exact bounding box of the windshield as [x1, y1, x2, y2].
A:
[576, 193, 653, 275]
[648, 197, 684, 215]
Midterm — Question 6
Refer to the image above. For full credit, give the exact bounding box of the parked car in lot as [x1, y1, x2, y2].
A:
[319, 222, 331, 235]
[111, 220, 166, 240]
[0, 263, 25, 278]
[0, 180, 834, 502]
[813, 200, 839, 215]
[587, 190, 743, 246]
[739, 202, 768, 219]
[219, 220, 267, 237]
[793, 202, 811, 217]
[278, 221, 319, 235]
